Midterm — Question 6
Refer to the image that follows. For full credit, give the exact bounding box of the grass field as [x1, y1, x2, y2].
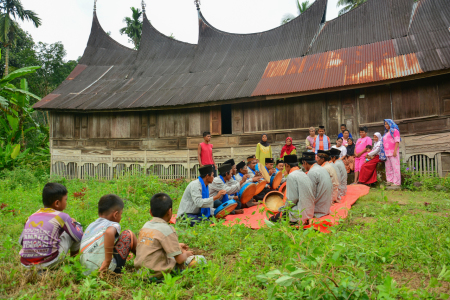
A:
[0, 174, 449, 299]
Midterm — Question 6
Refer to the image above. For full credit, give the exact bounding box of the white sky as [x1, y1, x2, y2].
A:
[20, 0, 341, 61]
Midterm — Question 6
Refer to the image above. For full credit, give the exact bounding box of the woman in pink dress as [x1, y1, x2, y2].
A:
[380, 119, 401, 187]
[353, 127, 372, 184]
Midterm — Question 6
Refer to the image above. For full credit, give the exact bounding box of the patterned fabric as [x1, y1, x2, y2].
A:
[355, 157, 366, 172]
[256, 143, 272, 163]
[385, 155, 401, 185]
[199, 177, 211, 218]
[80, 218, 121, 274]
[380, 119, 401, 161]
[112, 230, 133, 273]
[314, 135, 330, 153]
[19, 208, 83, 266]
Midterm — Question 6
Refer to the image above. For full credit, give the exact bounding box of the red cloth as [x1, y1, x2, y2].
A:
[358, 155, 381, 184]
[199, 142, 214, 165]
[280, 137, 296, 157]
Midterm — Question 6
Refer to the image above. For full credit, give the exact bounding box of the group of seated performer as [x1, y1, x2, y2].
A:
[178, 148, 350, 227]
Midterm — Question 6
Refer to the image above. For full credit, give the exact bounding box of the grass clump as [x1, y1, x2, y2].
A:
[0, 173, 450, 299]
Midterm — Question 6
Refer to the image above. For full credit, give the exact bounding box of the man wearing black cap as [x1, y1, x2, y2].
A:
[264, 158, 277, 176]
[300, 152, 332, 218]
[330, 148, 347, 201]
[209, 164, 244, 214]
[177, 165, 227, 226]
[312, 126, 331, 154]
[275, 160, 284, 174]
[270, 154, 315, 224]
[247, 156, 262, 182]
[316, 150, 339, 204]
[223, 159, 249, 188]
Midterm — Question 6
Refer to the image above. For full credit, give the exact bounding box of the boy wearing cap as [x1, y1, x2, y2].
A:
[177, 165, 226, 226]
[209, 164, 244, 214]
[312, 126, 331, 154]
[330, 148, 347, 200]
[270, 155, 315, 225]
[316, 150, 339, 204]
[275, 160, 284, 173]
[300, 152, 332, 218]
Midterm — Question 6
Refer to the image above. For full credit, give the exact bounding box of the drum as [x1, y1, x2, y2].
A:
[255, 180, 267, 195]
[214, 200, 238, 219]
[263, 191, 285, 213]
[270, 171, 283, 190]
[278, 182, 286, 194]
[259, 163, 271, 182]
[238, 182, 257, 204]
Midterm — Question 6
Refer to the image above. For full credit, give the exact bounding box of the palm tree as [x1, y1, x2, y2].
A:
[337, 0, 367, 16]
[0, 0, 41, 76]
[281, 1, 311, 25]
[119, 7, 143, 50]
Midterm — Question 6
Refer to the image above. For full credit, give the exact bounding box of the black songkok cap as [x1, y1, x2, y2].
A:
[284, 155, 298, 164]
[299, 152, 316, 164]
[199, 165, 214, 176]
[276, 160, 284, 165]
[265, 158, 274, 164]
[317, 150, 331, 156]
[223, 159, 235, 166]
[247, 155, 256, 162]
[330, 148, 341, 157]
[218, 164, 232, 174]
[319, 125, 325, 129]
[236, 161, 246, 171]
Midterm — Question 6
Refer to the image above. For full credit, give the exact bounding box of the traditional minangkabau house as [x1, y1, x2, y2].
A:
[33, 0, 450, 179]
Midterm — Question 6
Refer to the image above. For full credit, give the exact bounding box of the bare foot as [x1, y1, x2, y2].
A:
[234, 209, 244, 214]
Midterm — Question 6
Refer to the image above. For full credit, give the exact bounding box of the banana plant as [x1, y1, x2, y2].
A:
[0, 142, 30, 170]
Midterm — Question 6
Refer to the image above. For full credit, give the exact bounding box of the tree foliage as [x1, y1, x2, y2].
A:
[337, 0, 367, 16]
[119, 7, 143, 50]
[281, 1, 311, 25]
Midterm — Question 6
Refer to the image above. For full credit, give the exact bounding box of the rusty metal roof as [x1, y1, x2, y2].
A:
[34, 0, 450, 111]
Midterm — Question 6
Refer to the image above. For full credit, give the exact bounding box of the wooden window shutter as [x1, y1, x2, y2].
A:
[210, 107, 222, 135]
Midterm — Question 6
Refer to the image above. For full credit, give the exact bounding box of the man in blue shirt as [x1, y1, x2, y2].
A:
[337, 124, 353, 139]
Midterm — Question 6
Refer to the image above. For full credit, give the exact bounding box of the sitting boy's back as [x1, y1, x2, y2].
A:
[19, 183, 83, 268]
[135, 193, 206, 278]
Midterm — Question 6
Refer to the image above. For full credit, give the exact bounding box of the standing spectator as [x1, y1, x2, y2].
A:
[332, 138, 347, 158]
[255, 133, 272, 164]
[197, 132, 217, 177]
[380, 119, 401, 187]
[343, 138, 356, 173]
[353, 127, 372, 184]
[280, 137, 297, 159]
[338, 124, 353, 139]
[305, 127, 316, 152]
[342, 130, 350, 146]
[312, 126, 331, 154]
[359, 132, 383, 185]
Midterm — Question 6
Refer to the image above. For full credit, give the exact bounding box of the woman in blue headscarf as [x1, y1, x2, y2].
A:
[380, 119, 401, 186]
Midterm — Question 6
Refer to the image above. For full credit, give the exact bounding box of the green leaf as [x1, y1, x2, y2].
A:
[290, 269, 308, 278]
[266, 269, 282, 278]
[3, 87, 41, 100]
[10, 144, 20, 159]
[0, 66, 40, 84]
[275, 275, 294, 287]
[264, 219, 275, 228]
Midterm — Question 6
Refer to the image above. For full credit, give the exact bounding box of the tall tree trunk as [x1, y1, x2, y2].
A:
[4, 46, 9, 77]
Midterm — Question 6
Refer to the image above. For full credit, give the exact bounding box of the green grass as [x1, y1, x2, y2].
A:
[0, 172, 450, 299]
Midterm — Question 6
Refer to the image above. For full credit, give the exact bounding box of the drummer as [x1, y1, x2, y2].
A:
[316, 150, 339, 204]
[264, 158, 277, 176]
[235, 161, 259, 208]
[275, 160, 284, 174]
[269, 155, 315, 225]
[330, 148, 347, 201]
[177, 165, 227, 226]
[209, 164, 244, 215]
[224, 159, 249, 187]
[247, 156, 263, 180]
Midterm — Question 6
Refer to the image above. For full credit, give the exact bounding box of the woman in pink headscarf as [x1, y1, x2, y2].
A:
[280, 137, 297, 159]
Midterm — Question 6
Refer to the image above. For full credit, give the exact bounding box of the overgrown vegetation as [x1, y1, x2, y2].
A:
[0, 170, 449, 299]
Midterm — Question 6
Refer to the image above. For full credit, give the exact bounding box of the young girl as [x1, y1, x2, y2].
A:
[380, 119, 401, 187]
[343, 138, 355, 173]
[256, 133, 272, 164]
[342, 130, 350, 146]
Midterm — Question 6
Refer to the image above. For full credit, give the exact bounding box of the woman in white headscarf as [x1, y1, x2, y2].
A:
[358, 132, 383, 185]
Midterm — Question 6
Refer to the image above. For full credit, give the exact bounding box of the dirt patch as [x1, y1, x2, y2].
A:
[389, 270, 450, 293]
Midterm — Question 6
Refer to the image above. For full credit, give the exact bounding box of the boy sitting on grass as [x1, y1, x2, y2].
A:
[19, 183, 84, 269]
[80, 194, 137, 274]
[134, 193, 207, 279]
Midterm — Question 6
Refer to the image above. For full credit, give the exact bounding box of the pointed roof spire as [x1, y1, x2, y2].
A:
[94, 0, 97, 12]
[194, 0, 201, 11]
[142, 0, 146, 13]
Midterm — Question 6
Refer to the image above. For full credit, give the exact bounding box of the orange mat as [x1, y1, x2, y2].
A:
[171, 184, 370, 233]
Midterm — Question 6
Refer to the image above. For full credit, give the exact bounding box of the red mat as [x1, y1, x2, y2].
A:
[171, 184, 370, 233]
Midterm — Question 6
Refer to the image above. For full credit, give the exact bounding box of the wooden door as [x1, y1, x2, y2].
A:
[327, 97, 340, 139]
[210, 107, 221, 135]
[341, 91, 357, 136]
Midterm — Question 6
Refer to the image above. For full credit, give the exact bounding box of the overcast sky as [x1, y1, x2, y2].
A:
[21, 0, 341, 61]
